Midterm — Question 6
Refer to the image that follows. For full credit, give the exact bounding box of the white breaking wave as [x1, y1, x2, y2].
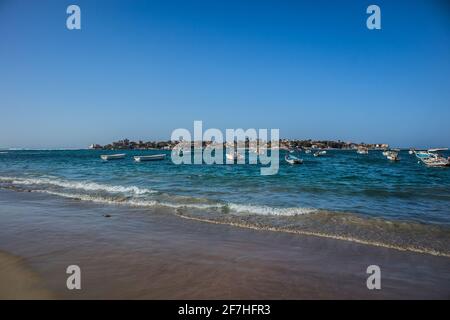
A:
[227, 203, 317, 216]
[1, 176, 317, 217]
[0, 176, 156, 195]
[39, 190, 224, 211]
[35, 190, 315, 217]
[41, 190, 158, 207]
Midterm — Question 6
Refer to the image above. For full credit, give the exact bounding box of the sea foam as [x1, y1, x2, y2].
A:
[0, 176, 156, 195]
[226, 203, 317, 216]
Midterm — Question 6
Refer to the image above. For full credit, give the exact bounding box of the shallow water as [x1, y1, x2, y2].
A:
[0, 149, 449, 255]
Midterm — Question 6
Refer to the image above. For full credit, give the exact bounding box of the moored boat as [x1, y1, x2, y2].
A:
[357, 147, 369, 155]
[313, 150, 326, 157]
[386, 151, 400, 161]
[414, 148, 449, 167]
[285, 154, 303, 165]
[134, 154, 166, 162]
[225, 151, 244, 162]
[100, 153, 126, 161]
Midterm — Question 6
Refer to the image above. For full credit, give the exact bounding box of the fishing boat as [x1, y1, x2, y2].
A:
[414, 150, 430, 159]
[285, 154, 303, 165]
[225, 153, 233, 161]
[428, 148, 449, 153]
[100, 153, 126, 161]
[382, 149, 389, 156]
[134, 154, 166, 162]
[357, 147, 369, 155]
[422, 155, 450, 167]
[386, 151, 400, 161]
[414, 148, 449, 167]
[226, 151, 244, 161]
[313, 150, 326, 157]
[172, 148, 191, 157]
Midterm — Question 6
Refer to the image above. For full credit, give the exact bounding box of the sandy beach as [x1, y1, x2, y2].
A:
[0, 251, 53, 299]
[0, 188, 449, 299]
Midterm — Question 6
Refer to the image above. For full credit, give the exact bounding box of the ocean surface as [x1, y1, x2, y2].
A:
[1, 149, 449, 256]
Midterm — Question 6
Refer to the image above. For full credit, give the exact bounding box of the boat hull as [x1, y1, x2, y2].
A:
[286, 159, 303, 165]
[415, 151, 450, 167]
[134, 154, 166, 162]
[422, 159, 450, 167]
[101, 154, 126, 160]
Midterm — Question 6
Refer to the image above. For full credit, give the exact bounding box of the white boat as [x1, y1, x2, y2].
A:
[313, 150, 326, 157]
[386, 151, 400, 161]
[408, 148, 415, 155]
[100, 153, 126, 161]
[415, 149, 449, 167]
[172, 148, 191, 156]
[285, 154, 303, 165]
[134, 154, 166, 162]
[357, 147, 369, 155]
[382, 150, 389, 156]
[428, 148, 448, 153]
[414, 150, 430, 158]
[226, 151, 244, 161]
[422, 155, 450, 167]
[305, 149, 311, 154]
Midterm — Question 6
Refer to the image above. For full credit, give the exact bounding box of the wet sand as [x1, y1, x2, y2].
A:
[0, 189, 449, 299]
[0, 251, 53, 299]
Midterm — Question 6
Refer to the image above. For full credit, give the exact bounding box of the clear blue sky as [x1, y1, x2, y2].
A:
[1, 0, 449, 149]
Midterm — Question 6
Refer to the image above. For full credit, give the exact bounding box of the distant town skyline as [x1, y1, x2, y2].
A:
[1, 0, 449, 149]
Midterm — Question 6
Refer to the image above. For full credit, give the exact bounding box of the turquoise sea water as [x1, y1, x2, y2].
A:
[1, 149, 449, 255]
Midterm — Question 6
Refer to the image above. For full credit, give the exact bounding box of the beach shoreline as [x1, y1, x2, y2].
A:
[0, 188, 449, 299]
